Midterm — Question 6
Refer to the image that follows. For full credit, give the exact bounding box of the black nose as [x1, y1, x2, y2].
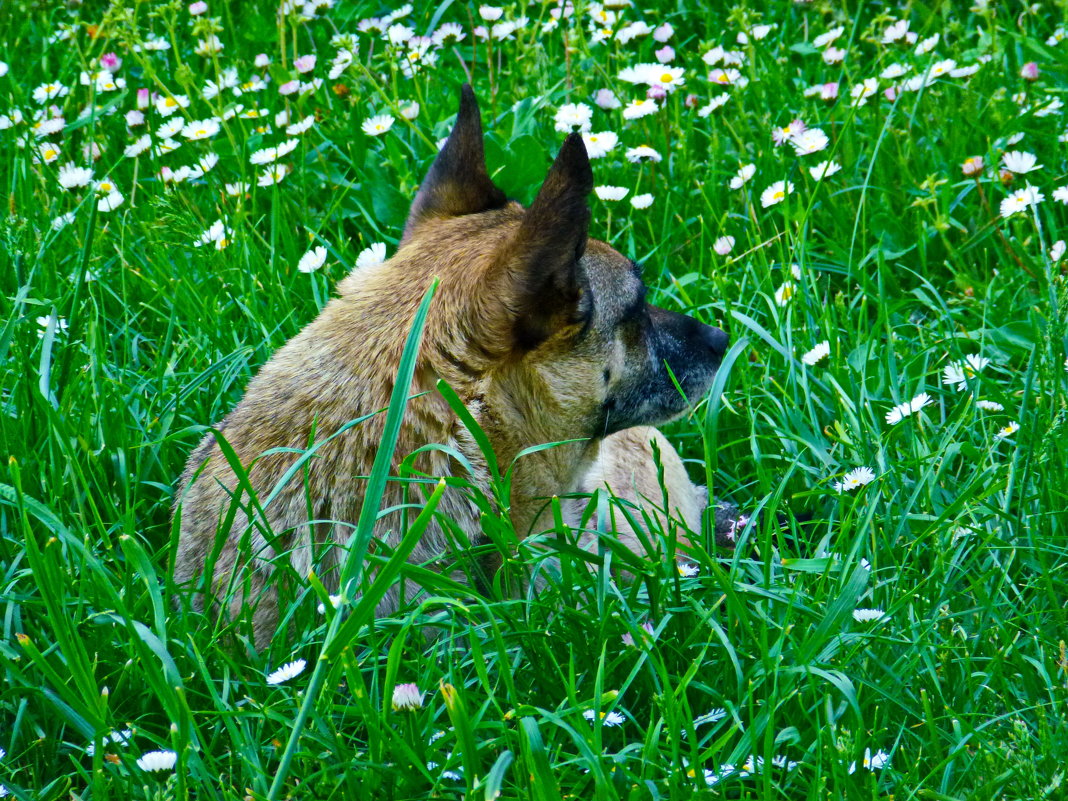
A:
[701, 325, 729, 357]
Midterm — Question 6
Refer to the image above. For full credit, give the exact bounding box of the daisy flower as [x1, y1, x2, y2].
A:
[356, 242, 388, 268]
[625, 145, 661, 163]
[136, 750, 178, 772]
[595, 186, 628, 201]
[266, 658, 307, 685]
[729, 163, 756, 189]
[181, 119, 220, 140]
[833, 466, 876, 493]
[849, 748, 891, 773]
[258, 164, 288, 186]
[582, 709, 625, 727]
[802, 341, 830, 365]
[195, 219, 233, 250]
[37, 142, 61, 164]
[622, 99, 659, 120]
[961, 156, 984, 176]
[554, 102, 592, 133]
[286, 115, 315, 135]
[32, 81, 69, 103]
[630, 193, 654, 209]
[885, 392, 932, 425]
[154, 94, 190, 117]
[774, 282, 796, 306]
[581, 131, 618, 159]
[95, 179, 124, 212]
[813, 26, 844, 47]
[361, 114, 395, 136]
[1001, 151, 1041, 174]
[58, 162, 93, 189]
[1052, 186, 1068, 204]
[760, 180, 794, 208]
[391, 683, 424, 710]
[791, 128, 829, 155]
[697, 94, 730, 116]
[713, 236, 734, 256]
[809, 160, 841, 180]
[975, 400, 1004, 411]
[1051, 240, 1066, 262]
[943, 354, 990, 390]
[852, 608, 887, 623]
[771, 118, 806, 145]
[999, 185, 1044, 218]
[593, 89, 621, 109]
[995, 421, 1020, 439]
[677, 561, 698, 577]
[297, 245, 328, 273]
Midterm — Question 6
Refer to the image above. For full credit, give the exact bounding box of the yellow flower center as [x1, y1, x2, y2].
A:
[661, 73, 674, 83]
[101, 182, 112, 191]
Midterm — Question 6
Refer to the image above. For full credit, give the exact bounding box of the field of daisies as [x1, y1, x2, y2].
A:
[2, 0, 1068, 798]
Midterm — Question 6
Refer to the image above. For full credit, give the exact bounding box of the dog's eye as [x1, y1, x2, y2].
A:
[603, 369, 611, 383]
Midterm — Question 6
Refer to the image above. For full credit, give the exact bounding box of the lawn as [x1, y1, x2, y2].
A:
[2, 0, 1067, 798]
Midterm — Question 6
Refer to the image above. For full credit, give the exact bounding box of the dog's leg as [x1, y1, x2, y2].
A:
[577, 426, 742, 558]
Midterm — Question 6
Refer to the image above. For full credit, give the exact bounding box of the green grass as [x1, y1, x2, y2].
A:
[2, 0, 1068, 798]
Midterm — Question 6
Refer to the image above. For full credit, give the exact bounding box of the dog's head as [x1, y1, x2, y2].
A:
[398, 85, 728, 440]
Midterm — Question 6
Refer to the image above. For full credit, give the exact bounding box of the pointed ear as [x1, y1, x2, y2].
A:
[401, 84, 507, 244]
[505, 133, 594, 348]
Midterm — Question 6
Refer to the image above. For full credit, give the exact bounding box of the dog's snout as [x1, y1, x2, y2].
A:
[700, 324, 729, 358]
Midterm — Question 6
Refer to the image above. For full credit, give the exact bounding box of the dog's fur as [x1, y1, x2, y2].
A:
[173, 86, 728, 646]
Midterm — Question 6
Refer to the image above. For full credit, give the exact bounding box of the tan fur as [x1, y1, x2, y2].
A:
[172, 88, 727, 646]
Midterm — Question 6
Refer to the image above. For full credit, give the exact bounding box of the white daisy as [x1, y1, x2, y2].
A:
[1001, 151, 1041, 174]
[266, 658, 307, 685]
[356, 242, 388, 268]
[136, 750, 177, 772]
[554, 102, 592, 133]
[852, 608, 886, 623]
[361, 114, 395, 136]
[833, 466, 876, 493]
[999, 185, 1044, 218]
[595, 185, 628, 201]
[729, 163, 756, 189]
[582, 709, 625, 727]
[885, 392, 932, 425]
[58, 162, 93, 189]
[713, 236, 734, 256]
[802, 341, 830, 365]
[297, 245, 328, 273]
[630, 193, 654, 209]
[995, 421, 1020, 440]
[760, 180, 794, 208]
[809, 160, 841, 180]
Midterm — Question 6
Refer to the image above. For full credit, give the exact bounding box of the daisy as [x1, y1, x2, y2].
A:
[195, 219, 233, 249]
[32, 81, 69, 103]
[809, 160, 841, 180]
[266, 658, 307, 685]
[136, 750, 177, 772]
[595, 186, 628, 201]
[181, 119, 220, 140]
[995, 421, 1020, 439]
[431, 22, 465, 46]
[850, 78, 879, 106]
[833, 466, 876, 492]
[677, 562, 698, 577]
[999, 185, 1044, 218]
[852, 608, 886, 623]
[622, 99, 658, 120]
[1052, 186, 1068, 204]
[975, 400, 1004, 411]
[361, 114, 394, 136]
[554, 102, 592, 133]
[297, 245, 328, 273]
[697, 94, 730, 116]
[709, 68, 746, 87]
[95, 179, 124, 212]
[86, 729, 132, 756]
[154, 94, 190, 117]
[1001, 151, 1041, 174]
[771, 119, 806, 145]
[849, 748, 891, 773]
[813, 26, 844, 47]
[581, 131, 618, 159]
[802, 341, 830, 365]
[760, 180, 794, 208]
[630, 193, 654, 209]
[391, 682, 423, 710]
[1051, 240, 1066, 262]
[916, 33, 939, 54]
[774, 282, 796, 306]
[693, 708, 727, 727]
[713, 236, 734, 256]
[962, 156, 984, 176]
[37, 142, 61, 164]
[58, 163, 93, 189]
[885, 392, 932, 425]
[729, 163, 756, 189]
[124, 135, 151, 158]
[52, 211, 76, 231]
[582, 709, 625, 727]
[822, 47, 846, 64]
[593, 89, 621, 109]
[625, 145, 661, 163]
[356, 242, 387, 268]
[880, 63, 911, 79]
[258, 164, 288, 186]
[791, 128, 829, 155]
[943, 354, 990, 390]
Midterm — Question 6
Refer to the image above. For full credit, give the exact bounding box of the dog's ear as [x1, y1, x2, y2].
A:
[505, 133, 593, 348]
[401, 84, 507, 244]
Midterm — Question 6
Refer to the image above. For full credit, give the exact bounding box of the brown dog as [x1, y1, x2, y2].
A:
[173, 86, 729, 645]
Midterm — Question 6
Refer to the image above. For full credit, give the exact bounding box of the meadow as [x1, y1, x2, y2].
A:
[2, 0, 1068, 798]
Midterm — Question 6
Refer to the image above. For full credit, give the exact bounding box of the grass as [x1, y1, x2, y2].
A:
[2, 0, 1068, 798]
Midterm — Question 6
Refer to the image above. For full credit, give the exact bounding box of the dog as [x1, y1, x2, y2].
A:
[173, 85, 731, 647]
